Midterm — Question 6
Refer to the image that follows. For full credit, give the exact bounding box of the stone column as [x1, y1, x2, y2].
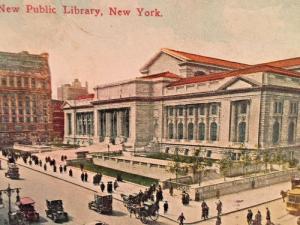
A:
[183, 106, 187, 140]
[93, 110, 98, 143]
[173, 107, 177, 139]
[194, 106, 198, 140]
[105, 112, 112, 137]
[117, 110, 124, 137]
[163, 108, 168, 139]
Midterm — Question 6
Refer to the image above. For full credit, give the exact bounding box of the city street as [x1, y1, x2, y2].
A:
[0, 164, 175, 225]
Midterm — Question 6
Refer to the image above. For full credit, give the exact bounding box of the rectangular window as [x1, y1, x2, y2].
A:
[1, 77, 7, 86]
[9, 77, 14, 87]
[169, 107, 173, 116]
[188, 107, 193, 116]
[19, 117, 24, 123]
[26, 117, 31, 123]
[240, 102, 247, 114]
[211, 104, 218, 115]
[178, 108, 183, 116]
[274, 101, 283, 114]
[24, 77, 29, 87]
[17, 77, 22, 87]
[199, 105, 205, 115]
[31, 78, 36, 88]
[290, 102, 298, 114]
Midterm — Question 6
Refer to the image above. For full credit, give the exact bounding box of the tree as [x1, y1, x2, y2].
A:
[240, 150, 251, 176]
[262, 151, 271, 173]
[218, 157, 233, 181]
[167, 151, 183, 182]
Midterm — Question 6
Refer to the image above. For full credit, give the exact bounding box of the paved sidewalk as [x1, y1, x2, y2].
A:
[0, 154, 291, 224]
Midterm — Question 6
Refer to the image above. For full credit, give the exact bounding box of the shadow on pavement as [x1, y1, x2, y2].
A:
[111, 210, 127, 217]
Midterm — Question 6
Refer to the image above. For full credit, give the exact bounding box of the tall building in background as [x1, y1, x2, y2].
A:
[57, 79, 88, 101]
[0, 51, 52, 146]
[51, 99, 64, 141]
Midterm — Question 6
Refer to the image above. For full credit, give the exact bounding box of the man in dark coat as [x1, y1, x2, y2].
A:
[266, 208, 271, 222]
[100, 182, 105, 192]
[247, 209, 253, 225]
[81, 172, 85, 182]
[69, 168, 73, 177]
[84, 172, 88, 182]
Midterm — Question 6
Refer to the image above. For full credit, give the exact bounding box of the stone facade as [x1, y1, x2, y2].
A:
[0, 51, 52, 146]
[63, 48, 300, 159]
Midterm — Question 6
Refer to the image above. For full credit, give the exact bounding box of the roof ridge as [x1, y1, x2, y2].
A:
[162, 48, 249, 66]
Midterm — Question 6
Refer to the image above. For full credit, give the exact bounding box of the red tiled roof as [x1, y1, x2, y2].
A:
[262, 57, 300, 68]
[162, 48, 249, 69]
[169, 65, 300, 87]
[140, 71, 182, 80]
[75, 93, 94, 100]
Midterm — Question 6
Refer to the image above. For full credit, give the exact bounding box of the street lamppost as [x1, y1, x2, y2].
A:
[0, 184, 21, 224]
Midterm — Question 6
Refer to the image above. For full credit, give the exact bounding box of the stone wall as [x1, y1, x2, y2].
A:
[92, 155, 172, 180]
[191, 169, 298, 200]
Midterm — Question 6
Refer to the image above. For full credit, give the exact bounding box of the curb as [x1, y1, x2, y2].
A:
[0, 157, 284, 224]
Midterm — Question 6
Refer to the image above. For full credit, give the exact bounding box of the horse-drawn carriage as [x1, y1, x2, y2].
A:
[45, 199, 69, 223]
[5, 163, 20, 179]
[121, 193, 159, 224]
[88, 194, 113, 214]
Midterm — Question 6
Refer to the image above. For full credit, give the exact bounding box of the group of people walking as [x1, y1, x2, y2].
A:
[247, 208, 272, 225]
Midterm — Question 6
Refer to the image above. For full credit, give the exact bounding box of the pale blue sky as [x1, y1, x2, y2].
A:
[0, 0, 299, 98]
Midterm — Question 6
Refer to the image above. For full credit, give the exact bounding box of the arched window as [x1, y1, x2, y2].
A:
[199, 123, 205, 140]
[288, 122, 295, 143]
[188, 123, 194, 140]
[168, 123, 174, 139]
[210, 122, 218, 141]
[238, 122, 246, 143]
[178, 122, 183, 139]
[272, 121, 280, 144]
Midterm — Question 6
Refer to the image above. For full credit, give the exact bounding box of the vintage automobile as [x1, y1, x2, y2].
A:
[45, 199, 69, 223]
[5, 163, 20, 179]
[17, 197, 39, 222]
[88, 194, 113, 214]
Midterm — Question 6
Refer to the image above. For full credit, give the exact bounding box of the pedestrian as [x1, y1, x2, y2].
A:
[61, 155, 64, 161]
[177, 212, 185, 225]
[163, 201, 169, 214]
[204, 205, 209, 219]
[63, 165, 67, 172]
[81, 172, 84, 182]
[280, 190, 286, 202]
[266, 207, 271, 222]
[247, 209, 253, 225]
[43, 164, 47, 171]
[84, 172, 88, 182]
[216, 200, 222, 216]
[100, 182, 105, 192]
[169, 184, 174, 196]
[69, 168, 73, 177]
[53, 165, 57, 173]
[80, 163, 84, 171]
[59, 165, 63, 173]
[215, 216, 222, 225]
[113, 179, 119, 190]
[201, 200, 207, 220]
[254, 210, 262, 225]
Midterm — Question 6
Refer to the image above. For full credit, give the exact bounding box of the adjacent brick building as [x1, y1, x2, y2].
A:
[51, 99, 64, 141]
[0, 51, 52, 146]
